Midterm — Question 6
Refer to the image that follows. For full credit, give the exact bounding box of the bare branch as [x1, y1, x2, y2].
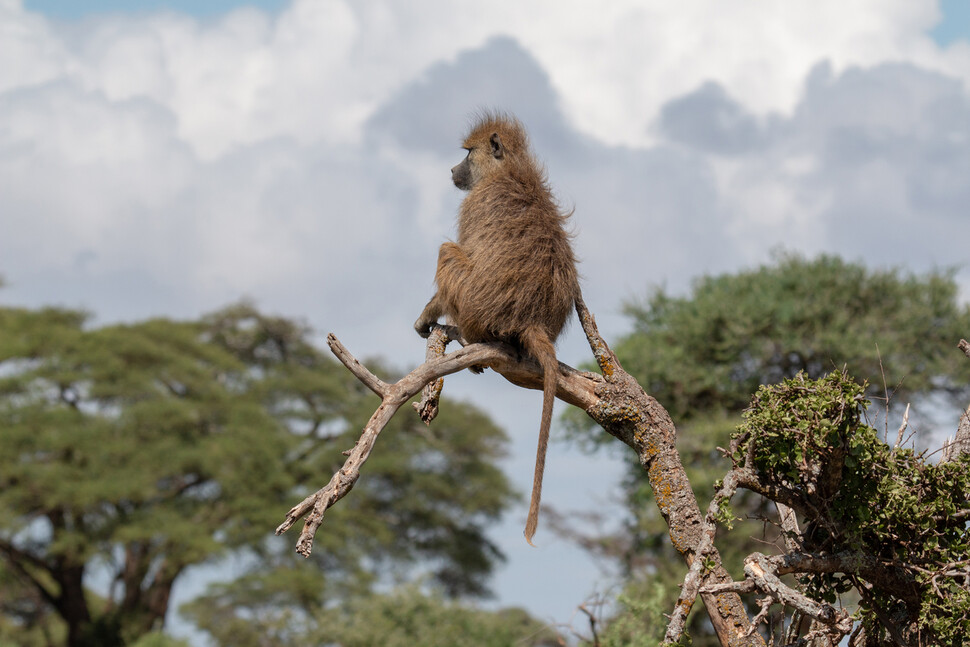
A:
[703, 579, 758, 595]
[748, 596, 774, 638]
[327, 334, 389, 397]
[578, 603, 600, 647]
[575, 295, 621, 376]
[742, 553, 853, 637]
[277, 332, 599, 556]
[663, 468, 744, 645]
[893, 403, 911, 450]
[411, 325, 458, 424]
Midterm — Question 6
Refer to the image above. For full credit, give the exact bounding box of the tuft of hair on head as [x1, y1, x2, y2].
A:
[463, 110, 530, 158]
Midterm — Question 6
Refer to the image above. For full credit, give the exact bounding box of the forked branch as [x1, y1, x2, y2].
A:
[276, 303, 765, 645]
[275, 326, 599, 556]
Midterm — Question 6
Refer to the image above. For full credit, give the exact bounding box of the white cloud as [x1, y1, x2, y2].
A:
[673, 62, 970, 272]
[8, 0, 968, 157]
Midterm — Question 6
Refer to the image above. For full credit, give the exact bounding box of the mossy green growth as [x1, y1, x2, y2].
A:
[734, 370, 970, 646]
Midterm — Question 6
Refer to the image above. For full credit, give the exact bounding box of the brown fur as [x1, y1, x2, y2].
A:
[415, 113, 580, 545]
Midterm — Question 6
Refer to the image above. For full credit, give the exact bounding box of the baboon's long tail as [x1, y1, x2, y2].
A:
[520, 326, 559, 547]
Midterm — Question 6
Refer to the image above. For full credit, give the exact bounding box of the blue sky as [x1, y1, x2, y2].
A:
[933, 0, 970, 45]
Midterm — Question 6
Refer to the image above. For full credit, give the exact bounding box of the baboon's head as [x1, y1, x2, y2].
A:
[451, 114, 528, 191]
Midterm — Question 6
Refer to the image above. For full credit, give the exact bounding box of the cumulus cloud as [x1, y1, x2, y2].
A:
[6, 0, 967, 156]
[655, 61, 970, 273]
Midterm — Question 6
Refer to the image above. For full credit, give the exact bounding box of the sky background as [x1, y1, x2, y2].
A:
[3, 0, 970, 643]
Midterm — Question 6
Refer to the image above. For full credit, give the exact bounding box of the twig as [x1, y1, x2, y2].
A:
[893, 403, 910, 451]
[577, 603, 600, 647]
[411, 325, 459, 424]
[748, 596, 774, 637]
[575, 294, 621, 377]
[958, 338, 970, 359]
[703, 579, 758, 595]
[662, 469, 744, 645]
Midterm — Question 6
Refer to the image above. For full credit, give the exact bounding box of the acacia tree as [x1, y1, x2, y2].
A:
[0, 306, 293, 646]
[565, 254, 970, 645]
[0, 303, 516, 647]
[283, 254, 970, 647]
[617, 254, 970, 420]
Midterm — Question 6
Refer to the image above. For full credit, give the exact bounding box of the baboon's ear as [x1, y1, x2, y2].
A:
[489, 133, 505, 159]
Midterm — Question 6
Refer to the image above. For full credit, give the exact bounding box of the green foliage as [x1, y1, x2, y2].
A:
[582, 579, 671, 647]
[184, 584, 561, 647]
[128, 634, 191, 647]
[0, 302, 517, 646]
[736, 371, 970, 645]
[0, 559, 65, 646]
[734, 370, 869, 501]
[617, 253, 970, 421]
[312, 586, 561, 647]
[0, 305, 293, 645]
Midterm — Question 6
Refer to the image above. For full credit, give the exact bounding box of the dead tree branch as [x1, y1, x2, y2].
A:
[943, 340, 970, 461]
[662, 468, 744, 645]
[412, 324, 461, 423]
[277, 298, 764, 645]
[704, 553, 853, 640]
[574, 295, 764, 645]
[276, 329, 599, 556]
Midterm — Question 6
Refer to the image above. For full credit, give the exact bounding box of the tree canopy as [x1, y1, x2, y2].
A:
[183, 584, 561, 647]
[0, 302, 518, 646]
[617, 253, 970, 420]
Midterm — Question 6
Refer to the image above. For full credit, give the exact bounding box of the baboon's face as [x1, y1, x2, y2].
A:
[451, 133, 506, 191]
[451, 150, 475, 190]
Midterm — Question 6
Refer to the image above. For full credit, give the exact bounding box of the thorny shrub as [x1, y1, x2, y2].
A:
[733, 370, 970, 646]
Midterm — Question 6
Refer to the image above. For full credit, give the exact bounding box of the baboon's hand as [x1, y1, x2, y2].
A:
[414, 317, 434, 338]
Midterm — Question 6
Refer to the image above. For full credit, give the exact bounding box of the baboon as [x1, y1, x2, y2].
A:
[414, 113, 580, 546]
